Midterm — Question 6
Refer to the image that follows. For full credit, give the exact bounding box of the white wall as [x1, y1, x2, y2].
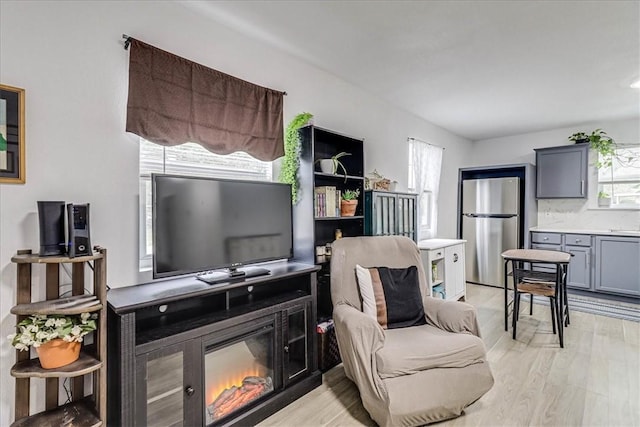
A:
[0, 1, 471, 421]
[470, 118, 640, 231]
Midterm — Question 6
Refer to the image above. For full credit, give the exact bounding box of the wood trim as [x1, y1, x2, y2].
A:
[45, 264, 60, 410]
[95, 249, 107, 423]
[0, 84, 26, 184]
[71, 262, 85, 402]
[15, 259, 32, 419]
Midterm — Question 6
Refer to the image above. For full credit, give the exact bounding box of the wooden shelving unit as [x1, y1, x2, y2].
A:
[292, 125, 365, 373]
[9, 248, 107, 427]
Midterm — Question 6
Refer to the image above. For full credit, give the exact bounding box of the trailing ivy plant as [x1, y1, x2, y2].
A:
[585, 129, 614, 169]
[568, 128, 638, 169]
[279, 112, 313, 204]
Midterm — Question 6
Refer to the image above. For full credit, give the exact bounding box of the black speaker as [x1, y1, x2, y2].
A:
[67, 203, 92, 258]
[37, 201, 66, 256]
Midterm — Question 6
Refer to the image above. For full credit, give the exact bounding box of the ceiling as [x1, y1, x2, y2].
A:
[184, 1, 640, 141]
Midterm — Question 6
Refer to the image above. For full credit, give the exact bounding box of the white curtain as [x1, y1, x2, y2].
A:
[409, 139, 443, 240]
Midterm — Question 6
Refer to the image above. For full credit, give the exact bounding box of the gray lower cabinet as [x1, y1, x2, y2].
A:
[563, 233, 592, 290]
[594, 236, 640, 297]
[564, 246, 591, 290]
[531, 231, 639, 297]
[534, 144, 589, 199]
[531, 232, 564, 274]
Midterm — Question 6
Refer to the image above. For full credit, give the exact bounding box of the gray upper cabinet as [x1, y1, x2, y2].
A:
[594, 236, 640, 297]
[535, 144, 589, 199]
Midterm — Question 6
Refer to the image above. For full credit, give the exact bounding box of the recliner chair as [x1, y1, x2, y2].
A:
[330, 236, 494, 426]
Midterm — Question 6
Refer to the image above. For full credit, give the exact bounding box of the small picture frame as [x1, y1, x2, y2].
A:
[0, 84, 26, 184]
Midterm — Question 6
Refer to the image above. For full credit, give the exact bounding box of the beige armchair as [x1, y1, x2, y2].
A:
[330, 236, 494, 426]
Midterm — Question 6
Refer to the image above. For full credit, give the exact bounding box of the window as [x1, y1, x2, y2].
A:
[408, 139, 443, 240]
[597, 145, 640, 208]
[139, 139, 273, 269]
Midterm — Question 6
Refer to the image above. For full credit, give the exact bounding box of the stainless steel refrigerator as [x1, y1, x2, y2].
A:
[462, 177, 520, 287]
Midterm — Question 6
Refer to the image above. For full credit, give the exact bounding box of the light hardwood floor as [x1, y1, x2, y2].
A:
[258, 284, 639, 427]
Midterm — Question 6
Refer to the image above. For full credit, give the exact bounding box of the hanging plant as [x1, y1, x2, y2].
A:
[569, 128, 640, 169]
[279, 112, 313, 204]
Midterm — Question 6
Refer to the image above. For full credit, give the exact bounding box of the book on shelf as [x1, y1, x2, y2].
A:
[315, 186, 339, 218]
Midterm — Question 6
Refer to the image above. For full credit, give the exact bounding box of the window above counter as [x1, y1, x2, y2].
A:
[597, 144, 640, 209]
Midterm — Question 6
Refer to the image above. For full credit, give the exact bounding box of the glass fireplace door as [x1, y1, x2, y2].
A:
[139, 340, 201, 427]
[284, 304, 309, 384]
[204, 324, 275, 425]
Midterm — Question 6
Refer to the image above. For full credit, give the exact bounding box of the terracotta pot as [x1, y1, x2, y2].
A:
[36, 339, 81, 369]
[340, 200, 358, 217]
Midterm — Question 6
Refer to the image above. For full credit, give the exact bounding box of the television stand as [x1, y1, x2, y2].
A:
[107, 261, 322, 426]
[196, 266, 270, 284]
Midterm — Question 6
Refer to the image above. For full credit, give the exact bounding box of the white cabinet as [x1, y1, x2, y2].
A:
[419, 239, 467, 301]
[445, 245, 465, 300]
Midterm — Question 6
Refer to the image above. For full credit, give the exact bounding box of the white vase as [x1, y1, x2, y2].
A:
[319, 159, 336, 174]
[598, 197, 611, 207]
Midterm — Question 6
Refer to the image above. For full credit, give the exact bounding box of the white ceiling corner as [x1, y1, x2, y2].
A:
[182, 0, 640, 141]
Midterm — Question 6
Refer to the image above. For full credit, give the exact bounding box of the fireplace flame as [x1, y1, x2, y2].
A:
[205, 367, 274, 423]
[204, 337, 274, 424]
[207, 362, 265, 406]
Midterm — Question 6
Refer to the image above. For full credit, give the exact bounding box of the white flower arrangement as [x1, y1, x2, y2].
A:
[8, 312, 98, 351]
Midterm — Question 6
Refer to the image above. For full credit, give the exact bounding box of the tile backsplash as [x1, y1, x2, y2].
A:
[537, 199, 640, 231]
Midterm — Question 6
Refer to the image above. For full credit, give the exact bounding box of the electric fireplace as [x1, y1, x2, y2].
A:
[204, 327, 275, 425]
[107, 262, 322, 426]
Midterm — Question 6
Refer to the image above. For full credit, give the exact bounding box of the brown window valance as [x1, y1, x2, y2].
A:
[126, 38, 284, 161]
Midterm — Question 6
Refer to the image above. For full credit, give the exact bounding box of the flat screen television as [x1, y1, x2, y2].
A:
[152, 174, 293, 281]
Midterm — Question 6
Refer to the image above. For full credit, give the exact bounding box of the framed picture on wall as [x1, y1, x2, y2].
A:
[0, 84, 26, 184]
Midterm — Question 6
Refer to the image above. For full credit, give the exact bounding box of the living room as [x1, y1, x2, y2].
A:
[1, 1, 638, 426]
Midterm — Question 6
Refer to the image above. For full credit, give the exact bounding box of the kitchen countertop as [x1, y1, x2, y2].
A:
[530, 227, 640, 237]
[418, 238, 467, 250]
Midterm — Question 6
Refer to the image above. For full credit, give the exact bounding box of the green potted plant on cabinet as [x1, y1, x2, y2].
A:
[568, 131, 590, 145]
[568, 128, 639, 208]
[279, 112, 314, 204]
[340, 188, 360, 216]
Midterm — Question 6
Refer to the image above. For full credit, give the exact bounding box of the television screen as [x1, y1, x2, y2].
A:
[152, 174, 293, 279]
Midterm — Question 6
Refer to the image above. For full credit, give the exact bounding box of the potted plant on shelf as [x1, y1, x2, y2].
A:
[317, 152, 351, 180]
[568, 132, 590, 144]
[340, 188, 360, 216]
[598, 191, 612, 207]
[8, 312, 97, 369]
[279, 112, 313, 205]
